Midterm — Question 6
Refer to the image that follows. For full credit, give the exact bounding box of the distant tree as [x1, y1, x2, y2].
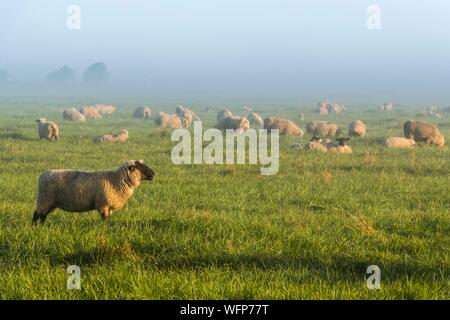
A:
[46, 65, 75, 83]
[0, 69, 10, 82]
[82, 62, 110, 84]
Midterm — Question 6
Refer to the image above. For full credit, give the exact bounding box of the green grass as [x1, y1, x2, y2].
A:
[0, 99, 449, 299]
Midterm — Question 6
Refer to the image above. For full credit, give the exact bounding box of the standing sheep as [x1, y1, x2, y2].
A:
[348, 120, 366, 137]
[93, 130, 129, 143]
[215, 115, 250, 132]
[154, 112, 184, 129]
[134, 106, 152, 119]
[35, 118, 60, 142]
[247, 112, 264, 126]
[306, 121, 341, 137]
[32, 160, 155, 224]
[264, 117, 304, 136]
[80, 106, 102, 120]
[63, 108, 86, 122]
[384, 137, 416, 148]
[403, 120, 445, 147]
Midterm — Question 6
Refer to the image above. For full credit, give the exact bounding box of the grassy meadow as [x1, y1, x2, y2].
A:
[0, 98, 449, 299]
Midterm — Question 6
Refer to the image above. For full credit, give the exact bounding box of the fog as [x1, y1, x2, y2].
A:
[1, 0, 450, 104]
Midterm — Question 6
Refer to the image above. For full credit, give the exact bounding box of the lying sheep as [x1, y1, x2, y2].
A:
[215, 115, 250, 132]
[63, 108, 86, 122]
[154, 112, 184, 129]
[327, 138, 352, 154]
[243, 105, 253, 112]
[404, 120, 444, 147]
[36, 118, 59, 142]
[303, 137, 328, 152]
[384, 137, 416, 148]
[306, 121, 341, 137]
[217, 109, 233, 120]
[94, 104, 115, 115]
[32, 160, 155, 224]
[264, 117, 304, 136]
[348, 120, 366, 137]
[247, 112, 264, 126]
[134, 106, 152, 119]
[80, 106, 102, 119]
[93, 130, 129, 143]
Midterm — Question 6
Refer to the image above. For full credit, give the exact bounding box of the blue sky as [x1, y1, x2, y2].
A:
[1, 0, 450, 101]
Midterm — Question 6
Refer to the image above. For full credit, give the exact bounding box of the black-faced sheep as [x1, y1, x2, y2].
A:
[32, 160, 155, 224]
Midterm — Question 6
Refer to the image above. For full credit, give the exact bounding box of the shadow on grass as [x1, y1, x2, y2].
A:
[52, 240, 443, 283]
[0, 132, 35, 141]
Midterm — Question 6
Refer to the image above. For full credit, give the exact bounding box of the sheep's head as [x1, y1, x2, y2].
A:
[434, 134, 445, 147]
[239, 117, 250, 131]
[336, 137, 350, 146]
[124, 160, 155, 183]
[35, 118, 48, 124]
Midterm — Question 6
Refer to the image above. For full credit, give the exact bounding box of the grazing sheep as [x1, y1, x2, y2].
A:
[215, 115, 250, 132]
[154, 112, 184, 129]
[327, 102, 346, 114]
[93, 130, 129, 143]
[63, 108, 86, 122]
[217, 109, 233, 120]
[94, 104, 115, 115]
[264, 117, 304, 136]
[175, 106, 195, 127]
[403, 120, 445, 147]
[134, 106, 152, 119]
[384, 137, 416, 148]
[35, 118, 59, 142]
[80, 106, 102, 119]
[348, 120, 366, 137]
[247, 112, 264, 126]
[176, 105, 200, 121]
[379, 102, 393, 112]
[32, 160, 155, 224]
[306, 121, 341, 137]
[316, 100, 346, 114]
[327, 138, 352, 154]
